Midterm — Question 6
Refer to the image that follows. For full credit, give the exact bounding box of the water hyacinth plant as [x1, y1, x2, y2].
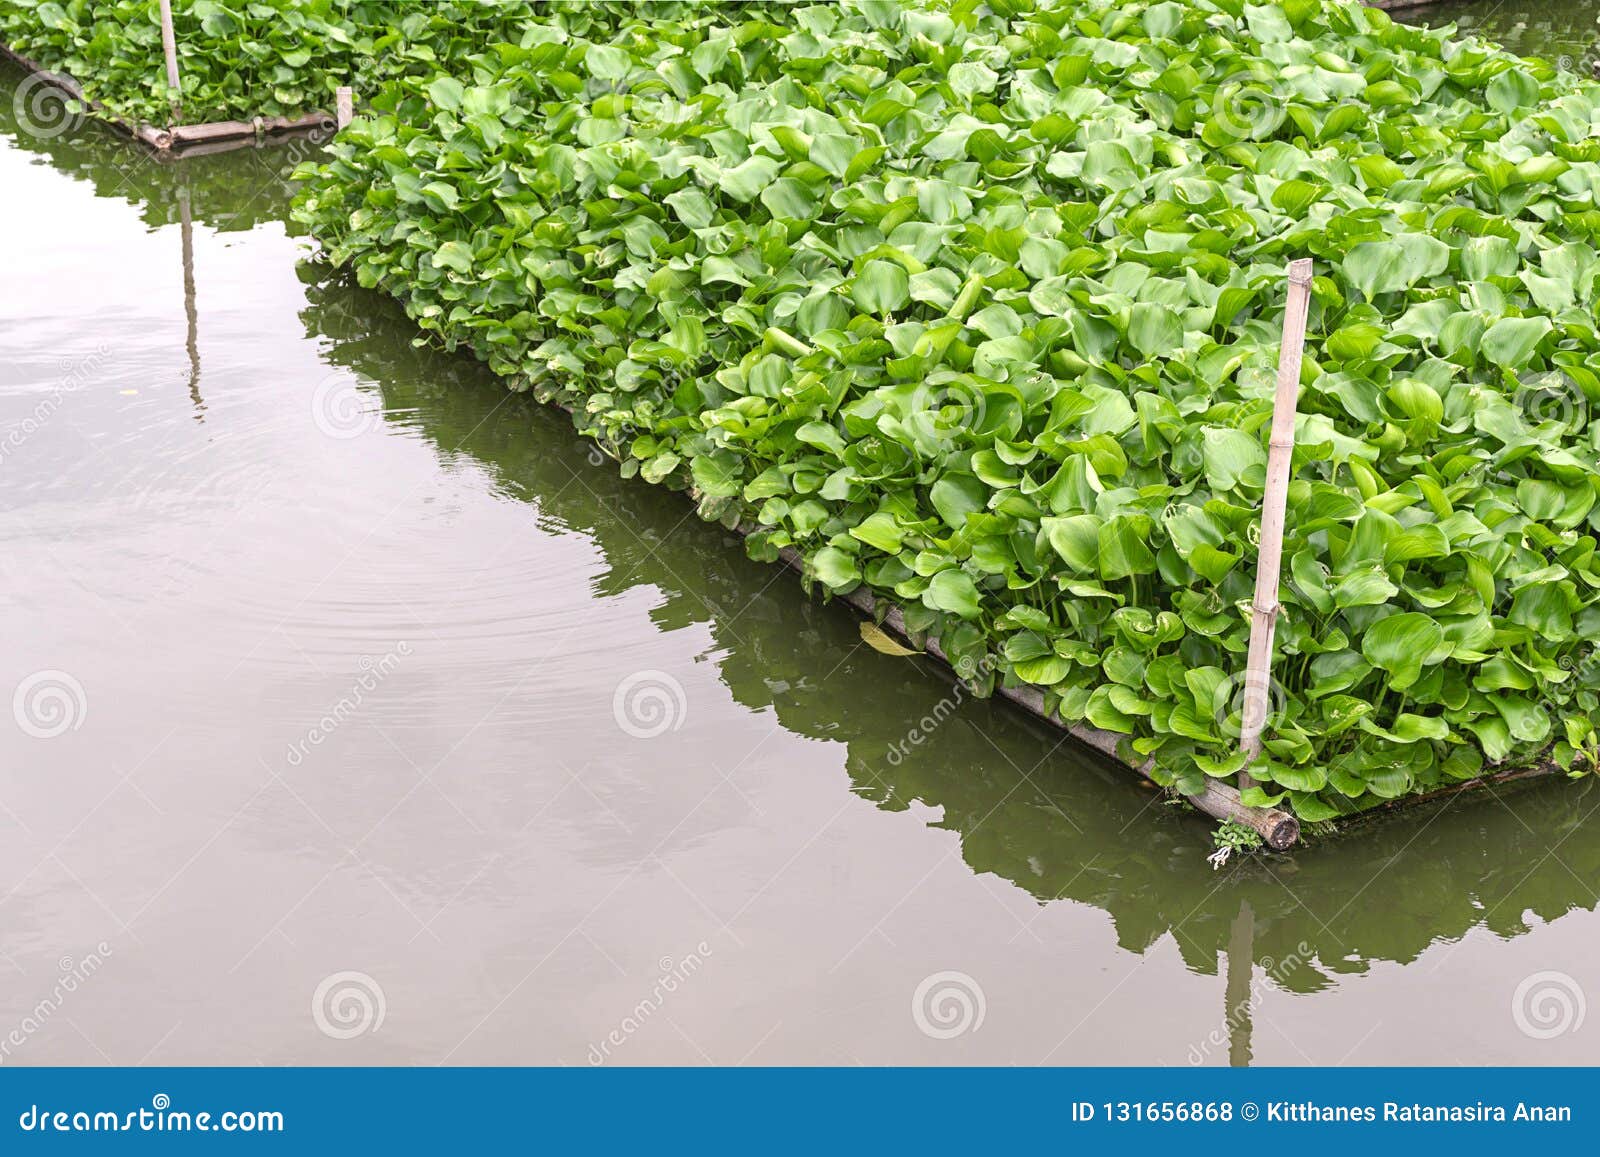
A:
[288, 0, 1600, 822]
[0, 0, 625, 127]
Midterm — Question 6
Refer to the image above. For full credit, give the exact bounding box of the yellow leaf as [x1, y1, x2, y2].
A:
[860, 620, 922, 657]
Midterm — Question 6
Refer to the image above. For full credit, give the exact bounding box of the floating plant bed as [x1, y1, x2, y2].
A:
[291, 0, 1600, 851]
[1, 38, 334, 153]
[0, 0, 564, 154]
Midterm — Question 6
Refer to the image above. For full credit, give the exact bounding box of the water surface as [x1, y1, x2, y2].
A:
[2, 19, 1598, 1068]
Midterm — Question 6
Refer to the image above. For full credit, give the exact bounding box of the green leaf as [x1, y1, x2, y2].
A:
[852, 260, 911, 316]
[1041, 515, 1104, 573]
[1341, 235, 1449, 300]
[1480, 316, 1552, 370]
[850, 512, 904, 553]
[1361, 613, 1445, 691]
[811, 547, 860, 590]
[1200, 427, 1265, 491]
[428, 75, 465, 111]
[1127, 302, 1183, 358]
[926, 569, 982, 619]
[431, 241, 474, 274]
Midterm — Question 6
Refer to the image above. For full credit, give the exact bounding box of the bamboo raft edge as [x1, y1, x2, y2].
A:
[0, 41, 335, 154]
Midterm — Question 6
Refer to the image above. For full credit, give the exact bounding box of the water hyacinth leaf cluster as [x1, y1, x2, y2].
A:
[0, 0, 740, 127]
[289, 0, 1600, 821]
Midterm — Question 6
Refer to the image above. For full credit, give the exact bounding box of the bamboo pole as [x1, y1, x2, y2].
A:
[336, 86, 354, 129]
[158, 0, 182, 124]
[1238, 259, 1314, 793]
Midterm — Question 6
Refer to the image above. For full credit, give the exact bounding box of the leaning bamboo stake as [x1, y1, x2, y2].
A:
[336, 86, 354, 129]
[1238, 258, 1314, 793]
[158, 0, 182, 123]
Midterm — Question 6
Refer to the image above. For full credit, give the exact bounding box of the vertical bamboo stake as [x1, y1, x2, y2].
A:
[158, 0, 182, 124]
[1238, 258, 1313, 792]
[336, 86, 354, 129]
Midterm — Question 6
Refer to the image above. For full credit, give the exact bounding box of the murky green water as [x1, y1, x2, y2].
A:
[2, 9, 1598, 1067]
[1417, 0, 1600, 64]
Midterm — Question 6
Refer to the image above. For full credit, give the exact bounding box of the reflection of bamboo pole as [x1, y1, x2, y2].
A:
[158, 0, 182, 124]
[1239, 259, 1313, 792]
[1226, 900, 1255, 1067]
[178, 181, 203, 423]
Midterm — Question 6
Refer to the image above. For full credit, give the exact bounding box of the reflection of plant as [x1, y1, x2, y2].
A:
[295, 0, 1600, 823]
